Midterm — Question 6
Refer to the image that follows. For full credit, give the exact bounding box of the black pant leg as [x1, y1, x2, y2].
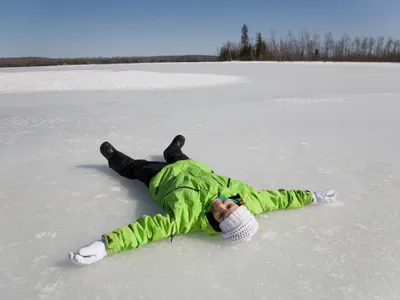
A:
[164, 144, 189, 164]
[108, 151, 167, 187]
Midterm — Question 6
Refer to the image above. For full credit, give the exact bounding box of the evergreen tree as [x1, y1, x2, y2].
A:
[240, 24, 251, 60]
[255, 32, 265, 59]
[241, 24, 249, 48]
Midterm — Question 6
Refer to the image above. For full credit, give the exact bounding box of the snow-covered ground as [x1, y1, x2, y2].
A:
[1, 61, 400, 299]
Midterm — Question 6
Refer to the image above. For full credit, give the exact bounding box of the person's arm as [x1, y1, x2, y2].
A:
[247, 189, 314, 215]
[69, 213, 181, 265]
[69, 188, 202, 265]
[103, 213, 178, 254]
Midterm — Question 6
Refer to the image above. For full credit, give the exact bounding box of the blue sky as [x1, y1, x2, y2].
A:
[1, 0, 399, 58]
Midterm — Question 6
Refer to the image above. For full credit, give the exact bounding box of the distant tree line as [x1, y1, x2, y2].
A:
[218, 24, 400, 62]
[1, 25, 399, 68]
[0, 55, 217, 68]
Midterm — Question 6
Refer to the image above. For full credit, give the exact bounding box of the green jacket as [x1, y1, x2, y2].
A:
[102, 159, 313, 254]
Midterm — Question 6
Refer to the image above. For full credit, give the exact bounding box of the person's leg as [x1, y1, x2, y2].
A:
[163, 135, 189, 163]
[100, 142, 167, 187]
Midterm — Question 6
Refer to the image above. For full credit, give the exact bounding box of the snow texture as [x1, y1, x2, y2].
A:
[1, 61, 400, 299]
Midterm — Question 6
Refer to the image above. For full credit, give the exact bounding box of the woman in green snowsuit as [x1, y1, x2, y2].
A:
[69, 135, 337, 266]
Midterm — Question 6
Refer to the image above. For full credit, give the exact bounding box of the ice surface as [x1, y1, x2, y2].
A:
[1, 61, 400, 299]
[0, 68, 244, 94]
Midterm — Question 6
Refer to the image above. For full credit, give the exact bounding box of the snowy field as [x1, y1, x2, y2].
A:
[1, 61, 400, 299]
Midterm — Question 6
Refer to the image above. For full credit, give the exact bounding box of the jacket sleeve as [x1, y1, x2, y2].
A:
[102, 189, 203, 255]
[247, 189, 314, 215]
[102, 213, 177, 255]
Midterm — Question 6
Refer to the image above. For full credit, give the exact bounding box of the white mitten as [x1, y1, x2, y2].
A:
[312, 189, 337, 204]
[69, 240, 107, 266]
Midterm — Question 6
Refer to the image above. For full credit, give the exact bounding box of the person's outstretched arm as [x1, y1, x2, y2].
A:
[248, 188, 337, 215]
[69, 188, 203, 265]
[248, 189, 315, 215]
[69, 213, 178, 265]
[103, 213, 178, 254]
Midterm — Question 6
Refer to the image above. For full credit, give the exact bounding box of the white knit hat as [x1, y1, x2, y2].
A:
[219, 206, 258, 243]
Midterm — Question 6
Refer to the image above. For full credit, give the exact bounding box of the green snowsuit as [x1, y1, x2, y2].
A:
[102, 159, 314, 254]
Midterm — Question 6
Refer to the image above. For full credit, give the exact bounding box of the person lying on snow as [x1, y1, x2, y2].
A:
[69, 135, 337, 266]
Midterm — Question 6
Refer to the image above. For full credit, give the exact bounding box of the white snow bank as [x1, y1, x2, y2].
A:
[0, 69, 245, 94]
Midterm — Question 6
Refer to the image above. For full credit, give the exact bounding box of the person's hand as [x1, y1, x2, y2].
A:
[69, 240, 107, 266]
[312, 189, 337, 204]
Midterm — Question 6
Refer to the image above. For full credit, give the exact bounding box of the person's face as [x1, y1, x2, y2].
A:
[211, 199, 239, 223]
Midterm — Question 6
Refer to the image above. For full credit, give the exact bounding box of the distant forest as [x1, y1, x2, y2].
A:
[0, 55, 218, 68]
[1, 24, 399, 68]
[218, 25, 400, 62]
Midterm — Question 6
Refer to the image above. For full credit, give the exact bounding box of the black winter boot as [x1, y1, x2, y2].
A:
[100, 141, 117, 160]
[163, 135, 188, 163]
[170, 134, 185, 148]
